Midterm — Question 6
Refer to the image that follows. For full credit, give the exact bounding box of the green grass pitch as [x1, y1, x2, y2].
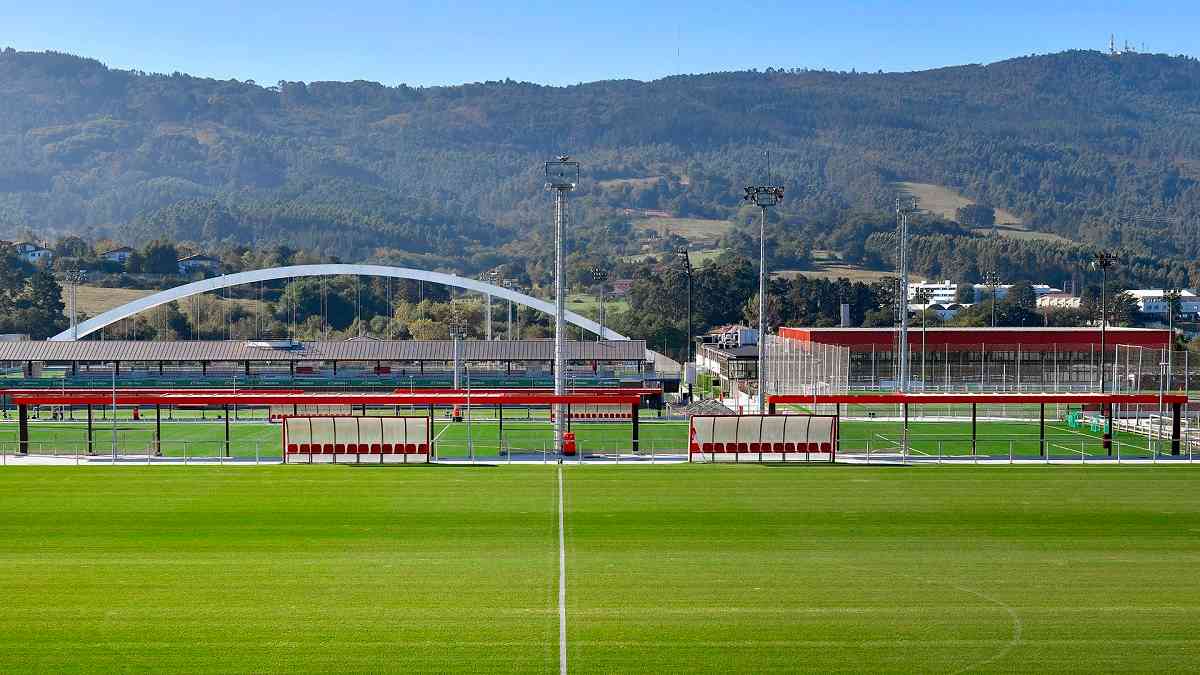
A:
[2, 466, 1200, 672]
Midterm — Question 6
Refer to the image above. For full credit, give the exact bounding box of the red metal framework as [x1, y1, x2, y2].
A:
[768, 392, 1191, 456]
[768, 393, 1188, 406]
[2, 388, 646, 457]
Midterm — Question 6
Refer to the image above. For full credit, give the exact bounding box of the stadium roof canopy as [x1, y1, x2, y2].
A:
[0, 340, 647, 363]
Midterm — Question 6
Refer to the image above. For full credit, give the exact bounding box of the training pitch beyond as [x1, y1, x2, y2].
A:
[1, 466, 1199, 672]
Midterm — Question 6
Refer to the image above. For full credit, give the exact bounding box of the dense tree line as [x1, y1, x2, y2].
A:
[0, 242, 66, 339]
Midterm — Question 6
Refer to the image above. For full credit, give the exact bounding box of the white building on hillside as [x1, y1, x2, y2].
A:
[907, 280, 959, 304]
[971, 283, 1062, 302]
[1127, 289, 1200, 317]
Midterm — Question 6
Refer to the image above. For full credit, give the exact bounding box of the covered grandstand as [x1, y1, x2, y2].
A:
[0, 339, 668, 391]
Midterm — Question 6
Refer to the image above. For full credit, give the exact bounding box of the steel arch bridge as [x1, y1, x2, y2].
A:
[51, 263, 631, 345]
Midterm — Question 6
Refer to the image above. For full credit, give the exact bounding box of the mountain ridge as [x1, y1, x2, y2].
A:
[1, 47, 1198, 272]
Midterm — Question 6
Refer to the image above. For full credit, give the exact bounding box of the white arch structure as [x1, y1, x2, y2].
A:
[51, 264, 633, 346]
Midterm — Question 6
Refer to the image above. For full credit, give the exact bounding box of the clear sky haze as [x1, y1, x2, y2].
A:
[6, 1, 1198, 86]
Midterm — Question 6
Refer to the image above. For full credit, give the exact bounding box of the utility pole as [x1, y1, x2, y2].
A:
[1090, 251, 1118, 393]
[546, 156, 579, 453]
[983, 271, 1001, 328]
[744, 157, 784, 414]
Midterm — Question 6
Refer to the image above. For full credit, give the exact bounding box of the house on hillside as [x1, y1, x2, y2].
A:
[100, 246, 135, 266]
[15, 242, 53, 265]
[177, 254, 221, 276]
[608, 279, 634, 297]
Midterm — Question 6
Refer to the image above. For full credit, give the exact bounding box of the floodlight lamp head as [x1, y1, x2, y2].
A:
[1091, 250, 1117, 270]
[545, 157, 579, 191]
[895, 196, 919, 214]
[744, 185, 784, 207]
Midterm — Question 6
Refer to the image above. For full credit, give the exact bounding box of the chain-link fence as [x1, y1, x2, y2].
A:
[762, 335, 850, 397]
[842, 342, 1200, 394]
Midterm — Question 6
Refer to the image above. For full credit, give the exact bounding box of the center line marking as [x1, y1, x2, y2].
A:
[557, 462, 568, 675]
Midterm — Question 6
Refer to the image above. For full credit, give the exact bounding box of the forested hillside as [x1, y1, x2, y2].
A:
[2, 47, 1200, 283]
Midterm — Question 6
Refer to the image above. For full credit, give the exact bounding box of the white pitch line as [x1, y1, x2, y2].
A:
[557, 462, 568, 675]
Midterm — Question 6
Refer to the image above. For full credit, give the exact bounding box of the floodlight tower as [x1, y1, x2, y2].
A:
[983, 271, 1001, 328]
[1164, 288, 1181, 391]
[676, 248, 693, 364]
[744, 179, 784, 414]
[895, 197, 919, 393]
[913, 287, 933, 390]
[546, 156, 579, 453]
[449, 302, 469, 390]
[589, 265, 609, 341]
[483, 271, 499, 341]
[502, 278, 519, 340]
[1090, 250, 1118, 393]
[63, 269, 87, 341]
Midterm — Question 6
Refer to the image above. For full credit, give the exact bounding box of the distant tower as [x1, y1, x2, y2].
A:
[1110, 34, 1116, 56]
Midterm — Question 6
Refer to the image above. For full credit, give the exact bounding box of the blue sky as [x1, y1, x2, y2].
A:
[5, 1, 1198, 86]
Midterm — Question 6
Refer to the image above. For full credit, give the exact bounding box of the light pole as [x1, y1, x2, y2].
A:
[1164, 288, 1181, 392]
[483, 272, 496, 341]
[502, 278, 518, 340]
[744, 181, 784, 414]
[450, 307, 468, 391]
[914, 287, 932, 391]
[895, 197, 918, 394]
[983, 271, 1001, 328]
[676, 248, 693, 365]
[450, 319, 471, 459]
[589, 266, 609, 341]
[546, 156, 579, 453]
[1090, 251, 1118, 393]
[63, 270, 87, 341]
